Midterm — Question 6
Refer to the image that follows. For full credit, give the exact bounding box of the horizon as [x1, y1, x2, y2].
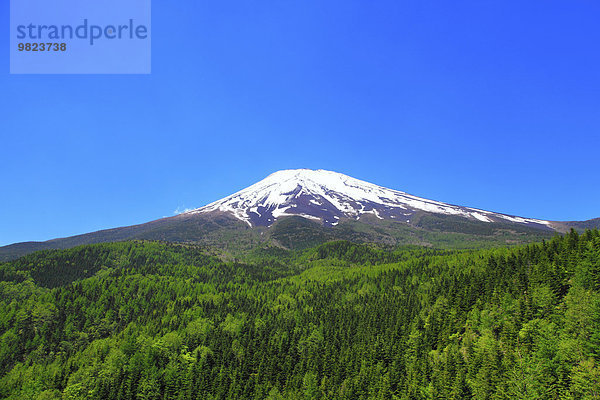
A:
[2, 1, 600, 246]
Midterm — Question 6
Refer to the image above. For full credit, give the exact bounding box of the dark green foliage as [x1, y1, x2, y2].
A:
[415, 213, 553, 236]
[0, 231, 599, 399]
[0, 241, 219, 288]
[269, 216, 336, 250]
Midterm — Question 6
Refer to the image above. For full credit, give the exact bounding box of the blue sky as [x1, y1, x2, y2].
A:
[1, 1, 599, 246]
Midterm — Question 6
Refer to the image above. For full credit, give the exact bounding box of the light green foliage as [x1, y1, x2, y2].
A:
[0, 230, 598, 399]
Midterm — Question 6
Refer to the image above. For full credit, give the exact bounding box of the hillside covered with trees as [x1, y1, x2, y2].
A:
[0, 230, 599, 399]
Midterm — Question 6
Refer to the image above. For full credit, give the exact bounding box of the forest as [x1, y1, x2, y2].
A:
[0, 230, 599, 399]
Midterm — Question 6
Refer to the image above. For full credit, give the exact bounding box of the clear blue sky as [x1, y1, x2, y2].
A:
[1, 1, 599, 246]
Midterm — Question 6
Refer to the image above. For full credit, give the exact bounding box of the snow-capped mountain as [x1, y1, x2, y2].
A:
[4, 167, 598, 261]
[185, 169, 553, 229]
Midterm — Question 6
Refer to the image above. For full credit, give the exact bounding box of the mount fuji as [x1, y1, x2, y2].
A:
[1, 169, 596, 261]
[186, 169, 553, 229]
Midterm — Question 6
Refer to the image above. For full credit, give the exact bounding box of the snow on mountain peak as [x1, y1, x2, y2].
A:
[185, 169, 551, 228]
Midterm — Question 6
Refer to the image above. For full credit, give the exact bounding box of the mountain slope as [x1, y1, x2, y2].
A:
[1, 169, 596, 260]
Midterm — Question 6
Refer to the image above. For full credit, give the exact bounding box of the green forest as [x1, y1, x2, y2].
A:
[0, 230, 599, 399]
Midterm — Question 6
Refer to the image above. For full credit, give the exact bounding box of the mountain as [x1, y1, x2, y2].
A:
[187, 169, 554, 229]
[1, 169, 597, 260]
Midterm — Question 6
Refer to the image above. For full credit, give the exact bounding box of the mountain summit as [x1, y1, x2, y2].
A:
[185, 169, 552, 229]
